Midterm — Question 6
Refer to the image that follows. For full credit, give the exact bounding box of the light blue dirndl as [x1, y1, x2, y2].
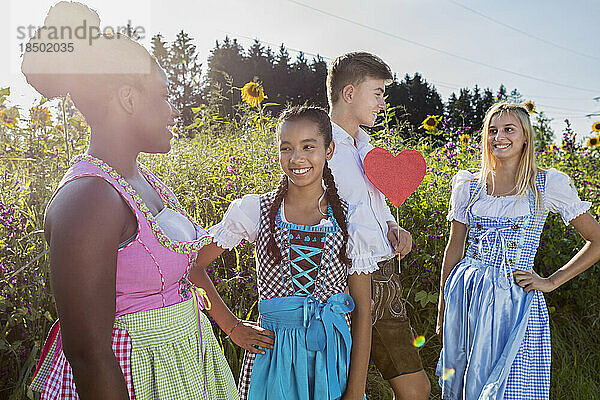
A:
[437, 171, 551, 400]
[248, 293, 354, 400]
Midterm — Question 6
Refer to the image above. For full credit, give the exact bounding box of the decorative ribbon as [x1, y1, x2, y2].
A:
[302, 292, 355, 399]
[193, 287, 212, 310]
[477, 226, 514, 289]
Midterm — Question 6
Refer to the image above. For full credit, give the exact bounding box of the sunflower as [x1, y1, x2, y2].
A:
[241, 82, 265, 108]
[422, 115, 439, 131]
[586, 136, 600, 148]
[31, 106, 51, 124]
[592, 121, 600, 133]
[522, 101, 535, 114]
[0, 107, 19, 127]
[460, 133, 470, 146]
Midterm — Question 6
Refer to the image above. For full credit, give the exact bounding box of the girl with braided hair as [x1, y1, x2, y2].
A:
[193, 105, 372, 399]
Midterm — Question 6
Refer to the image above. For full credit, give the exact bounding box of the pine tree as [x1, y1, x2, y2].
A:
[273, 44, 292, 106]
[386, 73, 443, 134]
[508, 88, 523, 104]
[533, 111, 555, 151]
[446, 88, 473, 130]
[497, 84, 508, 101]
[169, 31, 203, 127]
[205, 36, 245, 116]
[151, 34, 169, 70]
[309, 55, 328, 108]
[150, 31, 203, 131]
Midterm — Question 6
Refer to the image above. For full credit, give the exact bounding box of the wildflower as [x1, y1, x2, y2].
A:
[586, 136, 600, 148]
[460, 133, 470, 147]
[0, 107, 19, 127]
[241, 82, 265, 108]
[593, 121, 600, 133]
[422, 115, 439, 131]
[31, 106, 51, 124]
[522, 101, 535, 114]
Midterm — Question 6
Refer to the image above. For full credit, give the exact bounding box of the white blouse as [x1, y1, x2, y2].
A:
[447, 168, 591, 225]
[119, 207, 207, 248]
[209, 193, 380, 275]
[155, 207, 208, 242]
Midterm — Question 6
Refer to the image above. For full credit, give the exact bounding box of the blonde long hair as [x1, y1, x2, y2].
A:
[468, 102, 544, 215]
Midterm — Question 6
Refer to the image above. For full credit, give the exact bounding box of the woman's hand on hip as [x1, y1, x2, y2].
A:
[513, 269, 556, 293]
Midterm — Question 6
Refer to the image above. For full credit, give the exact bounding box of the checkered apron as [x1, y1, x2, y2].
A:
[437, 170, 551, 400]
[31, 292, 238, 400]
[31, 323, 135, 399]
[238, 192, 350, 399]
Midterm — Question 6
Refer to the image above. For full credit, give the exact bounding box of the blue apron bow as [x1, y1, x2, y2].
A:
[303, 292, 355, 399]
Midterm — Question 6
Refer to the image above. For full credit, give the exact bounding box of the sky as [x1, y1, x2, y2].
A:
[1, 0, 599, 143]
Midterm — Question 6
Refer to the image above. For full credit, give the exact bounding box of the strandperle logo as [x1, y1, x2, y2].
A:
[16, 19, 146, 45]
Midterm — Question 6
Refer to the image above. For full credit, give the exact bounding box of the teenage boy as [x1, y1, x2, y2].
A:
[327, 52, 431, 400]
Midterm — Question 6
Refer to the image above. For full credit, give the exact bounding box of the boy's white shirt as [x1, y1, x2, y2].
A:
[329, 121, 396, 273]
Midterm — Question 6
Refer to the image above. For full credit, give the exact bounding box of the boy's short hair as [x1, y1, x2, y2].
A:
[327, 52, 393, 107]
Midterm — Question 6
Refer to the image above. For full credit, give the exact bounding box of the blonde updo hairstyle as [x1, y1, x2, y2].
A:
[21, 1, 160, 125]
[470, 102, 544, 213]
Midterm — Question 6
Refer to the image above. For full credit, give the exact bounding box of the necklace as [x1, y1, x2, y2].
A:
[491, 189, 517, 197]
[489, 183, 517, 197]
[487, 177, 517, 197]
[281, 190, 328, 220]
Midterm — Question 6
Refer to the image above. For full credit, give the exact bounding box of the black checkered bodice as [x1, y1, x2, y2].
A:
[255, 192, 349, 303]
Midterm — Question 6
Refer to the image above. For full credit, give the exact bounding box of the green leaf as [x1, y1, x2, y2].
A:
[43, 311, 53, 322]
[0, 87, 10, 96]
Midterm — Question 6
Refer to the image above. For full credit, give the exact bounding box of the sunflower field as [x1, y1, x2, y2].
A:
[1, 84, 600, 399]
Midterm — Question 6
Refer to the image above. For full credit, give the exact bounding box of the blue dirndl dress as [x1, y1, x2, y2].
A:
[437, 171, 551, 400]
[240, 194, 355, 400]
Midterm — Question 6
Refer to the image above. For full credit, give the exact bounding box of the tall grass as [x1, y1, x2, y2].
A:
[1, 94, 599, 399]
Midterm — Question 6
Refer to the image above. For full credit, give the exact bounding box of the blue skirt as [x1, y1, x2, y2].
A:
[247, 293, 354, 400]
[436, 257, 550, 400]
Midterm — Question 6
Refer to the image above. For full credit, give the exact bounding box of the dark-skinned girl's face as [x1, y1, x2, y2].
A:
[131, 65, 180, 154]
[278, 119, 334, 190]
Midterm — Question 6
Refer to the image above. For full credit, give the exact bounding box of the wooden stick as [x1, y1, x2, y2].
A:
[397, 207, 401, 273]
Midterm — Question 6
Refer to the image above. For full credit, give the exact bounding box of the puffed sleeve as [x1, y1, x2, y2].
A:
[545, 168, 591, 225]
[208, 194, 261, 249]
[446, 170, 475, 224]
[346, 203, 387, 275]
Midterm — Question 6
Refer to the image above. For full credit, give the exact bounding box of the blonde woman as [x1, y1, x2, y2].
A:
[436, 102, 600, 399]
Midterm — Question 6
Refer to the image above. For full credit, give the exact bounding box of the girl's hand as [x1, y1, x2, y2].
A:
[513, 270, 556, 293]
[229, 321, 275, 355]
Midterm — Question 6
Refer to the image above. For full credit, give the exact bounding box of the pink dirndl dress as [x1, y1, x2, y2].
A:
[30, 154, 238, 399]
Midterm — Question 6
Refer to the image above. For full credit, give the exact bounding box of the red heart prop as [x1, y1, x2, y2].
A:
[364, 148, 426, 207]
